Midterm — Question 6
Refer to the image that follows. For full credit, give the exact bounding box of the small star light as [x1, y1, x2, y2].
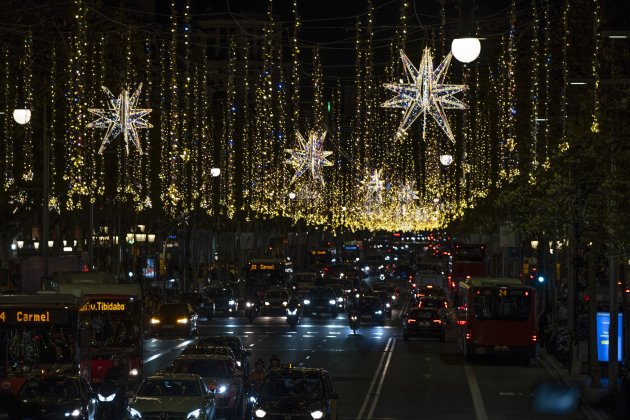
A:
[363, 169, 385, 204]
[382, 48, 467, 142]
[87, 83, 153, 155]
[285, 129, 333, 185]
[398, 181, 419, 205]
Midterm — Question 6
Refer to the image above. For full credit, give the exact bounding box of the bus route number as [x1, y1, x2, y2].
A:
[0, 311, 5, 322]
[498, 289, 507, 298]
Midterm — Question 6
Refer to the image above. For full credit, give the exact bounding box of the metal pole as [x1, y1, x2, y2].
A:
[88, 201, 94, 270]
[42, 101, 49, 284]
[608, 255, 619, 392]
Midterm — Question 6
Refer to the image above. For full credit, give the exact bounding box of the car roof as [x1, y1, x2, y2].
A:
[409, 307, 441, 314]
[266, 367, 327, 378]
[145, 372, 203, 381]
[174, 354, 232, 362]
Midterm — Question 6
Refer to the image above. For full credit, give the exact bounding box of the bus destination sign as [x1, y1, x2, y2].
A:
[79, 301, 127, 312]
[0, 309, 70, 325]
[248, 263, 277, 271]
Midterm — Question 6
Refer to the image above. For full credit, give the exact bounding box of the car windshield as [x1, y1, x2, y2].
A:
[20, 378, 80, 399]
[171, 359, 231, 377]
[208, 289, 232, 298]
[138, 379, 201, 397]
[266, 291, 288, 299]
[197, 338, 242, 357]
[158, 304, 188, 316]
[260, 377, 323, 400]
[419, 299, 446, 309]
[308, 288, 334, 297]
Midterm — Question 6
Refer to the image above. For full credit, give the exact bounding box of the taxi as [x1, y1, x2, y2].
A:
[252, 366, 338, 420]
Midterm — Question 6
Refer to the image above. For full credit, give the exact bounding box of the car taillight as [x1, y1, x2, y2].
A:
[456, 320, 467, 325]
[531, 334, 537, 343]
[407, 319, 416, 323]
[465, 332, 472, 341]
[432, 319, 442, 324]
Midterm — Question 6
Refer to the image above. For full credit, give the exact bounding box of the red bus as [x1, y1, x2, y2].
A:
[456, 277, 537, 362]
[48, 272, 143, 385]
[449, 243, 487, 291]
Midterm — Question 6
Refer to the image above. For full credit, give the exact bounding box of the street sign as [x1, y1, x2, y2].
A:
[596, 312, 623, 362]
[509, 247, 522, 260]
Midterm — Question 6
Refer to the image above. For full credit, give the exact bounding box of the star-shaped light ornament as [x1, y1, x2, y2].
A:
[382, 48, 467, 142]
[362, 169, 385, 204]
[397, 181, 419, 205]
[87, 83, 152, 155]
[285, 129, 334, 185]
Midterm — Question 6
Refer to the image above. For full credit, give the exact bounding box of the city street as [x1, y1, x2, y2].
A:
[142, 296, 582, 420]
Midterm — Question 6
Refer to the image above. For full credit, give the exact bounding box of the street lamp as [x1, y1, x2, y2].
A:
[14, 103, 49, 281]
[439, 154, 453, 166]
[211, 168, 221, 283]
[451, 0, 481, 63]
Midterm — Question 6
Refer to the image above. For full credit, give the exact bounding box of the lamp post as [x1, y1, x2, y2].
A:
[13, 105, 49, 283]
[211, 168, 221, 284]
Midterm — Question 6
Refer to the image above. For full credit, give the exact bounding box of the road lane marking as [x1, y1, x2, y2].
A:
[464, 363, 489, 420]
[143, 339, 195, 364]
[306, 355, 311, 360]
[367, 338, 396, 419]
[356, 337, 393, 420]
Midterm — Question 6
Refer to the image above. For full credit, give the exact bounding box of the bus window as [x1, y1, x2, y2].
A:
[472, 289, 531, 321]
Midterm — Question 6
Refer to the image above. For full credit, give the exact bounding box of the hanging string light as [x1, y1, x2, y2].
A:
[590, 0, 600, 134]
[20, 32, 33, 182]
[529, 0, 540, 178]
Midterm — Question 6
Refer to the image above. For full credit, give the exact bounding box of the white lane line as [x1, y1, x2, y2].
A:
[306, 355, 311, 360]
[464, 363, 489, 420]
[356, 337, 393, 420]
[143, 339, 195, 364]
[366, 338, 396, 419]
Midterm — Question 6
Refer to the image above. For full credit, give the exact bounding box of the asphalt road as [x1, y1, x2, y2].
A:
[142, 294, 585, 420]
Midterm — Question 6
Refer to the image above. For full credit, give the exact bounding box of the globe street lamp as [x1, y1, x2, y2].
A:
[451, 0, 481, 63]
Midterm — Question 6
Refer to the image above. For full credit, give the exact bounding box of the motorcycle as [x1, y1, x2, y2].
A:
[286, 306, 300, 330]
[244, 299, 258, 323]
[97, 379, 127, 420]
[348, 311, 360, 334]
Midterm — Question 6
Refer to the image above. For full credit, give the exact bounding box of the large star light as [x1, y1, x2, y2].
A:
[285, 129, 333, 185]
[87, 83, 152, 155]
[363, 169, 385, 204]
[382, 48, 467, 142]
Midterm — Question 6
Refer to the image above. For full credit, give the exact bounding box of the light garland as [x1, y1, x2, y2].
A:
[591, 0, 600, 134]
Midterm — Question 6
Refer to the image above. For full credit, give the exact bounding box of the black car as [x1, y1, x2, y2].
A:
[196, 336, 251, 377]
[150, 302, 198, 337]
[412, 284, 448, 303]
[302, 287, 338, 317]
[181, 291, 216, 320]
[402, 308, 446, 342]
[205, 287, 239, 315]
[356, 295, 386, 324]
[16, 374, 99, 419]
[252, 367, 338, 420]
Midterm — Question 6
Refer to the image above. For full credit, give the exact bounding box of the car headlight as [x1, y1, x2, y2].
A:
[364, 266, 370, 272]
[150, 318, 160, 324]
[229, 299, 235, 306]
[128, 407, 142, 418]
[255, 408, 267, 418]
[337, 297, 343, 302]
[216, 385, 227, 394]
[392, 295, 397, 300]
[177, 318, 189, 324]
[98, 393, 116, 402]
[304, 299, 310, 305]
[264, 301, 270, 306]
[64, 408, 82, 417]
[375, 310, 382, 315]
[246, 301, 253, 308]
[129, 368, 139, 376]
[328, 299, 336, 305]
[236, 360, 242, 367]
[310, 410, 324, 419]
[386, 303, 391, 308]
[249, 395, 257, 403]
[186, 408, 201, 419]
[282, 301, 288, 306]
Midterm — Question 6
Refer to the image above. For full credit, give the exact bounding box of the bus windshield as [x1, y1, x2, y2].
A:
[472, 288, 531, 321]
[2, 328, 75, 374]
[79, 301, 140, 348]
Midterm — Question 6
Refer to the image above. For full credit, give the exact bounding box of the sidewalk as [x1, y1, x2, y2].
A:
[537, 349, 613, 420]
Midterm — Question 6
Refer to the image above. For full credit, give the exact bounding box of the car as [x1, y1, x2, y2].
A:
[150, 302, 198, 337]
[330, 285, 347, 312]
[402, 307, 446, 342]
[261, 287, 292, 315]
[181, 345, 237, 361]
[373, 283, 401, 307]
[205, 287, 238, 315]
[196, 336, 251, 377]
[127, 373, 216, 419]
[356, 295, 386, 324]
[181, 291, 215, 320]
[169, 354, 243, 420]
[412, 284, 448, 303]
[15, 374, 99, 420]
[302, 287, 338, 317]
[252, 366, 338, 420]
[291, 272, 318, 296]
[371, 290, 394, 318]
[417, 296, 452, 323]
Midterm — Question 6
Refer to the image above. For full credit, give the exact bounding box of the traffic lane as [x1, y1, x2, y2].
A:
[372, 326, 476, 420]
[143, 337, 196, 376]
[471, 357, 587, 420]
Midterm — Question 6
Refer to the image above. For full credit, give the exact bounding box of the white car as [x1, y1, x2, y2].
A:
[127, 373, 216, 419]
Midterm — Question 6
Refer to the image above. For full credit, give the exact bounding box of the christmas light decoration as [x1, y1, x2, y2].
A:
[382, 48, 467, 142]
[87, 84, 152, 155]
[285, 129, 333, 185]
